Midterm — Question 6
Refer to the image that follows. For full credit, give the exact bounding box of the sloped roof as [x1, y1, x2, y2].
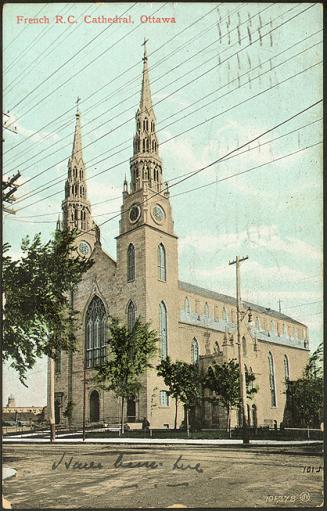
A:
[179, 281, 305, 327]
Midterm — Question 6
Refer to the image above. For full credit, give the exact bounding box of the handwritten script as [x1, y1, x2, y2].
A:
[52, 452, 203, 473]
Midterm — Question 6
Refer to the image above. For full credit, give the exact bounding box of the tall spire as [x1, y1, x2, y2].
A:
[140, 38, 153, 114]
[129, 40, 163, 194]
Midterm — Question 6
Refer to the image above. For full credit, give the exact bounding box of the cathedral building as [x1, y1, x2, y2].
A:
[49, 43, 309, 430]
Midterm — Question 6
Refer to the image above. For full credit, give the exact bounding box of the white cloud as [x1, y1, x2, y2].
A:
[4, 113, 60, 144]
[180, 225, 322, 262]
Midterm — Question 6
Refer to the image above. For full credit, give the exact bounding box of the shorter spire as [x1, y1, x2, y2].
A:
[72, 98, 83, 163]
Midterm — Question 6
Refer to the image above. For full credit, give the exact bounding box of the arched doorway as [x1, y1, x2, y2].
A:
[90, 390, 100, 423]
[127, 397, 136, 422]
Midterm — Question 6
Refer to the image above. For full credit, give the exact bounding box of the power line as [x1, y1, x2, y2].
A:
[4, 4, 100, 94]
[9, 2, 315, 190]
[3, 3, 241, 162]
[13, 116, 321, 219]
[7, 3, 139, 112]
[4, 4, 49, 52]
[4, 4, 71, 75]
[7, 1, 300, 156]
[7, 140, 321, 224]
[13, 23, 321, 201]
[71, 99, 322, 238]
[169, 141, 322, 200]
[283, 300, 323, 310]
[15, 60, 322, 211]
[3, 5, 256, 177]
[4, 5, 221, 159]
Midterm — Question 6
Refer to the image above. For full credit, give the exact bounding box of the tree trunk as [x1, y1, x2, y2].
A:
[186, 407, 190, 438]
[174, 398, 178, 430]
[121, 396, 125, 436]
[227, 407, 231, 438]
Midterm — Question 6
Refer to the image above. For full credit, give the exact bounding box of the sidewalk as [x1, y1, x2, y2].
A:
[2, 436, 323, 446]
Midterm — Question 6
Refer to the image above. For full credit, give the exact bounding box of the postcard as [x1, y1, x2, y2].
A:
[2, 2, 323, 509]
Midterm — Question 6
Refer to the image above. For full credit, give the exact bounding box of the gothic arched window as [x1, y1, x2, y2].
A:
[223, 307, 228, 321]
[204, 302, 209, 318]
[268, 351, 277, 407]
[127, 300, 136, 332]
[184, 297, 190, 315]
[127, 243, 135, 282]
[158, 243, 167, 281]
[284, 354, 290, 382]
[255, 317, 260, 330]
[85, 296, 107, 369]
[159, 301, 168, 360]
[192, 338, 199, 364]
[242, 336, 247, 357]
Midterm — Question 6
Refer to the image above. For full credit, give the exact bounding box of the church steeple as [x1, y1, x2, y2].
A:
[130, 39, 163, 193]
[61, 104, 98, 251]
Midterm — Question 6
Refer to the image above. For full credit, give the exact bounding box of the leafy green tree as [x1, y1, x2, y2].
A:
[205, 359, 258, 436]
[156, 357, 202, 430]
[94, 316, 158, 434]
[3, 229, 93, 384]
[289, 343, 323, 430]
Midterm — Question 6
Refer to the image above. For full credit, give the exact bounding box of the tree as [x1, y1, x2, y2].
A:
[156, 357, 202, 430]
[288, 343, 323, 431]
[94, 316, 158, 434]
[204, 359, 258, 436]
[3, 229, 93, 384]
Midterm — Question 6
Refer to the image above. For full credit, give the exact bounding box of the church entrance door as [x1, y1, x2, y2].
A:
[127, 397, 136, 422]
[90, 390, 100, 423]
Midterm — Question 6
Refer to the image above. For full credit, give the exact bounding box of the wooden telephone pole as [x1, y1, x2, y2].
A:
[229, 255, 249, 444]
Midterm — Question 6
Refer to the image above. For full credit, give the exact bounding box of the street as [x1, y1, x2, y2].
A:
[3, 443, 324, 508]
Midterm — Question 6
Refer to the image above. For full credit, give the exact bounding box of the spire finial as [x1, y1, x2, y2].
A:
[142, 37, 148, 62]
[76, 96, 81, 115]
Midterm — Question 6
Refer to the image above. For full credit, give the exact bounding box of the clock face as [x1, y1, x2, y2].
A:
[129, 204, 141, 223]
[79, 241, 91, 256]
[153, 204, 165, 223]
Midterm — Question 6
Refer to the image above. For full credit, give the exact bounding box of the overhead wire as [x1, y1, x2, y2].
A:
[3, 3, 237, 163]
[13, 116, 321, 220]
[11, 4, 316, 196]
[7, 3, 139, 112]
[8, 140, 322, 224]
[15, 55, 322, 208]
[4, 4, 100, 94]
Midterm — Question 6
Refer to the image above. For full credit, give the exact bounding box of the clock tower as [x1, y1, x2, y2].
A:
[116, 40, 180, 421]
[61, 104, 98, 257]
[118, 39, 175, 240]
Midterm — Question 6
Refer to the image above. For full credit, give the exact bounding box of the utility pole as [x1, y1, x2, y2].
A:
[229, 255, 249, 445]
[3, 113, 20, 214]
[2, 171, 21, 214]
[82, 362, 87, 441]
[49, 355, 56, 442]
[3, 112, 17, 136]
[278, 299, 282, 313]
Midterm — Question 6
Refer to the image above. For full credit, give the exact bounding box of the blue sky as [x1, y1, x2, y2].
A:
[3, 3, 323, 406]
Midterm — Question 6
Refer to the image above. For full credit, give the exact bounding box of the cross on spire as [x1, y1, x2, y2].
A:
[142, 37, 148, 61]
[76, 96, 81, 114]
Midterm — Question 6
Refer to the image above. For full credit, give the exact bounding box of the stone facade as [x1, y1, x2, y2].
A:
[49, 43, 309, 430]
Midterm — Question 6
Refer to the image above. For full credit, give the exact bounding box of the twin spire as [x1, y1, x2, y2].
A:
[129, 39, 164, 193]
[62, 40, 165, 233]
[139, 38, 153, 114]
